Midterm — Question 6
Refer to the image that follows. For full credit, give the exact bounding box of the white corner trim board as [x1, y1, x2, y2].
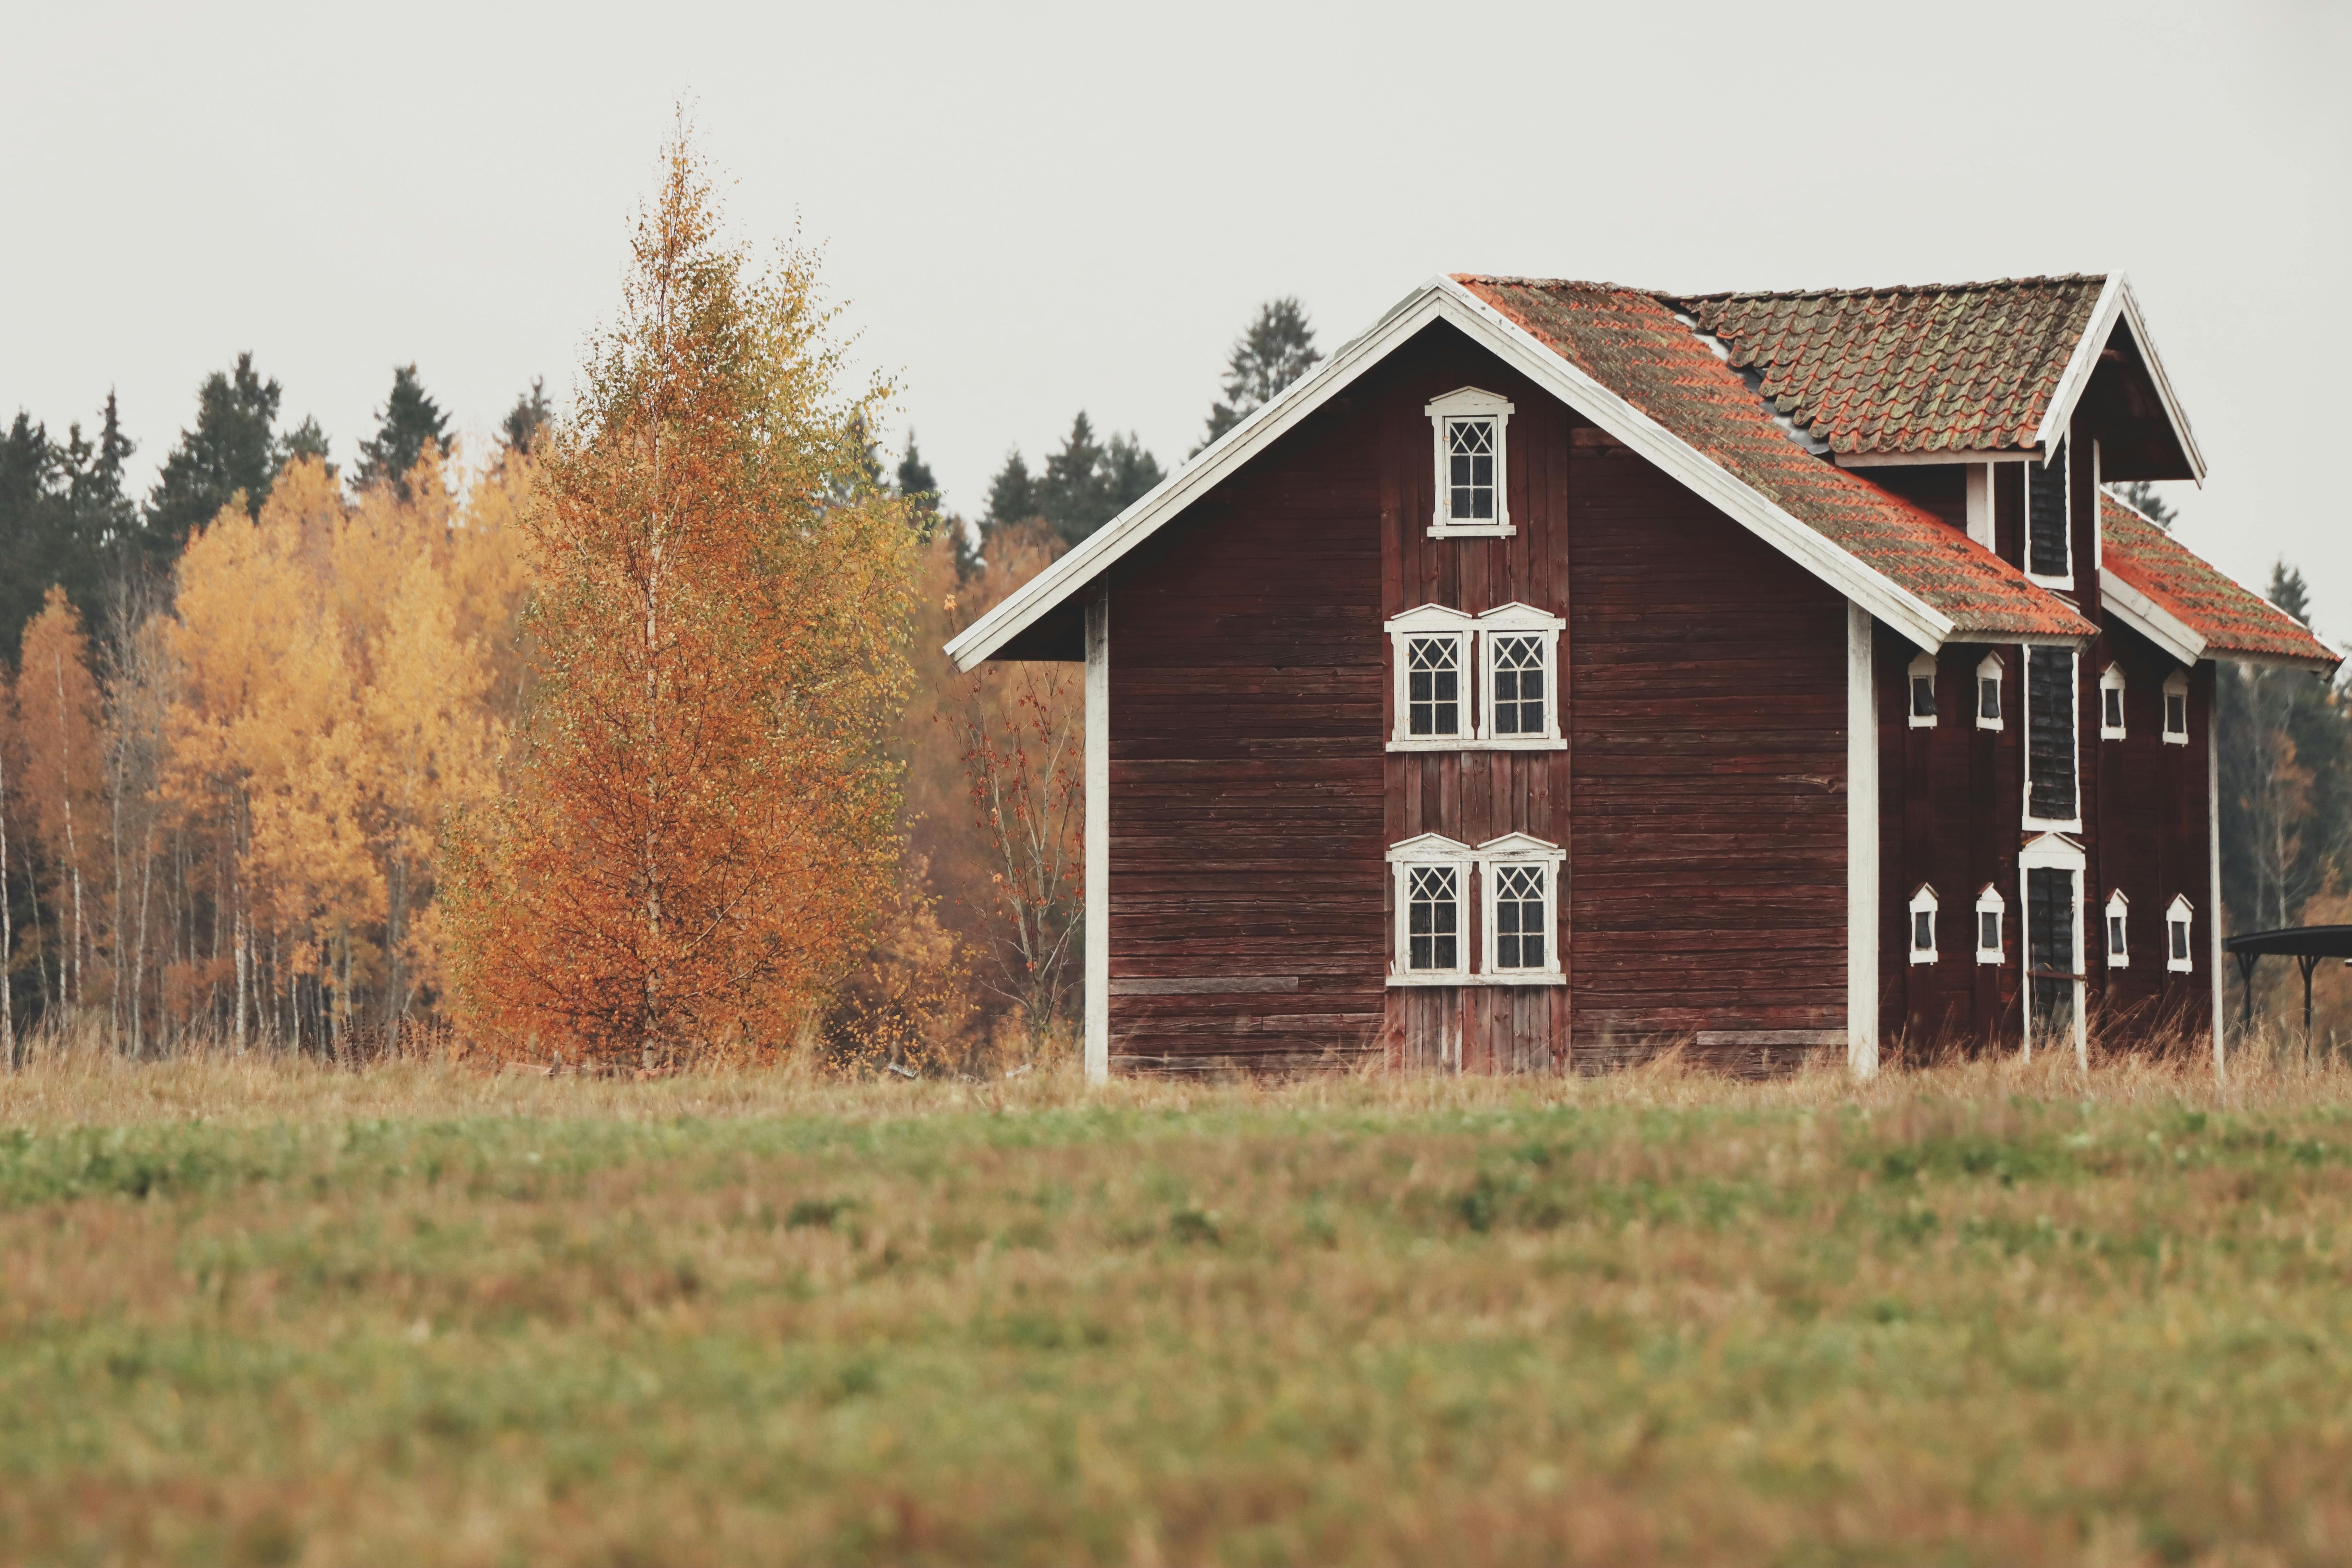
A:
[1847, 602, 1879, 1077]
[1083, 586, 1109, 1084]
[946, 275, 1979, 674]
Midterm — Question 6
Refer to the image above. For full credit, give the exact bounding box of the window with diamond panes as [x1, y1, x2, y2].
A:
[1490, 634, 1545, 736]
[1406, 636, 1462, 737]
[1492, 864, 1546, 971]
[1406, 865, 1460, 973]
[1446, 418, 1496, 523]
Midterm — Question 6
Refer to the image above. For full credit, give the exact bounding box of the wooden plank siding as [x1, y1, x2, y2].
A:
[1101, 320, 1852, 1074]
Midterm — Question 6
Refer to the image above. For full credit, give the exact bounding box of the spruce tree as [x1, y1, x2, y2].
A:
[2113, 479, 2178, 529]
[1103, 432, 1165, 515]
[1038, 412, 1108, 544]
[1196, 297, 1321, 453]
[984, 450, 1038, 537]
[352, 364, 451, 498]
[499, 377, 553, 456]
[278, 415, 332, 474]
[896, 433, 939, 517]
[147, 353, 284, 545]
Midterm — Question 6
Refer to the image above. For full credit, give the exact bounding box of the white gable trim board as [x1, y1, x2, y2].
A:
[947, 277, 2010, 673]
[2031, 274, 2208, 484]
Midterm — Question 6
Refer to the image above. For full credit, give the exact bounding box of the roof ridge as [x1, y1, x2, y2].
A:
[1665, 273, 2106, 305]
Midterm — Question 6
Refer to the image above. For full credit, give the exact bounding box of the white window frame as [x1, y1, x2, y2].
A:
[2019, 832, 2088, 1063]
[2026, 438, 2072, 591]
[2105, 888, 2130, 967]
[1476, 833, 1566, 985]
[2099, 663, 2127, 740]
[1386, 834, 1473, 985]
[1425, 387, 1515, 538]
[1476, 602, 1567, 750]
[1975, 653, 2004, 732]
[1908, 884, 1940, 965]
[2166, 895, 2195, 972]
[1384, 604, 1478, 751]
[2163, 669, 2190, 745]
[2022, 645, 2082, 834]
[1907, 652, 1938, 729]
[1974, 884, 2005, 965]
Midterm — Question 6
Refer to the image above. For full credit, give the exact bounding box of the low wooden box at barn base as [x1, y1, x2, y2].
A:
[948, 273, 2337, 1078]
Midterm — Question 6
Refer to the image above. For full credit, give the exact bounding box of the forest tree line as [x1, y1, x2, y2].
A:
[0, 129, 1322, 1068]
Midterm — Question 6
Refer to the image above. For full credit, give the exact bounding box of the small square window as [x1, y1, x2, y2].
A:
[2166, 896, 2195, 972]
[1908, 653, 1937, 728]
[2163, 672, 2190, 745]
[1976, 654, 2004, 731]
[1909, 885, 1939, 964]
[1975, 885, 2006, 964]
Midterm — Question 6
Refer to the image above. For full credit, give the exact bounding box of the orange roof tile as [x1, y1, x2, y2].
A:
[1459, 276, 2096, 643]
[2100, 494, 2338, 670]
[1670, 276, 2105, 457]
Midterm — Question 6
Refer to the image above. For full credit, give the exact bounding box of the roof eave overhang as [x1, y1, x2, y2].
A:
[2032, 274, 2208, 483]
[948, 276, 2087, 670]
[2098, 566, 2207, 666]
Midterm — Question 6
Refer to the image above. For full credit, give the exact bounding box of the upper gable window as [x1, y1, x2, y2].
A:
[2163, 670, 2190, 744]
[1976, 653, 2005, 730]
[1425, 388, 1515, 537]
[2027, 437, 2071, 586]
[1908, 653, 1938, 728]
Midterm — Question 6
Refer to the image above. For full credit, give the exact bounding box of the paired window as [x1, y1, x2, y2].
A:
[2025, 645, 2080, 828]
[2027, 437, 2071, 585]
[2166, 896, 2195, 972]
[1425, 388, 1515, 537]
[2106, 890, 2130, 966]
[1975, 885, 2005, 964]
[2099, 664, 2127, 739]
[1976, 654, 2004, 730]
[2163, 670, 2190, 744]
[1908, 653, 1938, 728]
[1386, 603, 1565, 750]
[1387, 833, 1565, 984]
[1909, 885, 1939, 964]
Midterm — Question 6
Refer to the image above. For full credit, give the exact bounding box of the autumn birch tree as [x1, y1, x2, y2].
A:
[16, 589, 105, 1014]
[443, 127, 915, 1065]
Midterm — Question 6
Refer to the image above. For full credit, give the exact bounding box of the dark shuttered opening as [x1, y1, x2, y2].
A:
[2028, 437, 2069, 578]
[2027, 646, 2077, 822]
[2027, 866, 2077, 1040]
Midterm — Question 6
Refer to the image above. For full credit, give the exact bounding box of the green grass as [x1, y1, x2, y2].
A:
[4, 1053, 2352, 1565]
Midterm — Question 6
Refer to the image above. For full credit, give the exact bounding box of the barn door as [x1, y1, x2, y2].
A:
[2026, 865, 2079, 1056]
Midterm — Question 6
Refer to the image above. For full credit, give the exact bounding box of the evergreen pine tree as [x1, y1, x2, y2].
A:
[2113, 479, 2178, 529]
[896, 433, 939, 517]
[1103, 432, 1165, 515]
[499, 377, 553, 456]
[1196, 297, 1321, 453]
[984, 450, 1038, 537]
[352, 364, 451, 498]
[147, 353, 284, 545]
[0, 414, 64, 653]
[278, 415, 332, 475]
[1039, 412, 1109, 545]
[2218, 563, 2352, 944]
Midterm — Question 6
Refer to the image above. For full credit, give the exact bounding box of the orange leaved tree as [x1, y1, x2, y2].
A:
[443, 129, 916, 1067]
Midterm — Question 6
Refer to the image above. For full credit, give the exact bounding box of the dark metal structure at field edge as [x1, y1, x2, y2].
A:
[2225, 926, 2352, 1045]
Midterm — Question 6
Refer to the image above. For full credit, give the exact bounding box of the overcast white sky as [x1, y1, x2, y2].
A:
[4, 1, 2347, 633]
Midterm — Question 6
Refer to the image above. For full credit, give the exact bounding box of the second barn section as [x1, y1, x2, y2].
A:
[947, 274, 2336, 1079]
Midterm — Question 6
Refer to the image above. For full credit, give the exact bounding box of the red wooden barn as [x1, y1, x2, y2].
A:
[946, 275, 2337, 1078]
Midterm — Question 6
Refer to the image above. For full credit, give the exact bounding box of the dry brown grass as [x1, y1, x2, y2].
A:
[4, 1038, 2350, 1566]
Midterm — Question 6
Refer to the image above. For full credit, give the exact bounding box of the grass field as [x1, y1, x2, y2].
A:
[4, 1050, 2352, 1567]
